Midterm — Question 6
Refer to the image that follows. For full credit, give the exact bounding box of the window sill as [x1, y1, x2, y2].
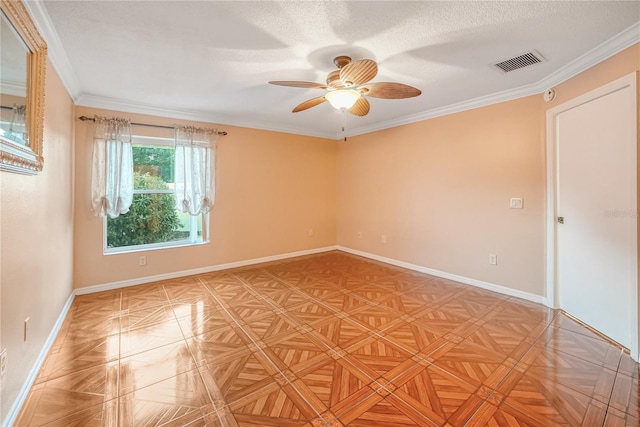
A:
[104, 239, 209, 256]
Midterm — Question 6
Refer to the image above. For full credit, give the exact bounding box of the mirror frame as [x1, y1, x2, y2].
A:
[0, 0, 46, 174]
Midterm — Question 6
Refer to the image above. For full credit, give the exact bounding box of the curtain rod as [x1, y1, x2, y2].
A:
[78, 115, 228, 136]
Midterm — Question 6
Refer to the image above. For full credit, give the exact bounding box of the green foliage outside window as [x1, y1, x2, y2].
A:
[106, 173, 182, 248]
[132, 146, 174, 184]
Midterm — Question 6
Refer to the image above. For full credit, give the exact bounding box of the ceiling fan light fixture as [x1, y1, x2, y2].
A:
[270, 55, 420, 116]
[325, 89, 360, 110]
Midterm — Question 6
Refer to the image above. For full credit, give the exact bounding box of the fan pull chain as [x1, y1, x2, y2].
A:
[342, 108, 347, 141]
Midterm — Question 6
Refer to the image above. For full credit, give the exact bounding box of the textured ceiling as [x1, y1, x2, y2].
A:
[39, 1, 640, 138]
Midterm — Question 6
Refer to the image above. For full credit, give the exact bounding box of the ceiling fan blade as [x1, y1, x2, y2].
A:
[326, 70, 347, 89]
[348, 96, 370, 116]
[292, 96, 327, 113]
[340, 59, 378, 87]
[360, 82, 421, 99]
[269, 81, 328, 89]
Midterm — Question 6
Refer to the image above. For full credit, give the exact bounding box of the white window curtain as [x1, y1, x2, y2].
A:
[90, 116, 133, 218]
[175, 126, 218, 215]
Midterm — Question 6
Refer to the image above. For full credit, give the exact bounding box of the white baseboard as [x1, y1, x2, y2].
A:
[4, 246, 341, 425]
[76, 244, 545, 306]
[4, 244, 546, 425]
[4, 292, 75, 427]
[337, 246, 546, 305]
[75, 246, 339, 295]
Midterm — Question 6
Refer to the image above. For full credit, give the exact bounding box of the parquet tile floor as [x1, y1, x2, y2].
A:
[16, 251, 638, 426]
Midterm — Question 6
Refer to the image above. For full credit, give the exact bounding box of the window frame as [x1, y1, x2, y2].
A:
[103, 134, 209, 255]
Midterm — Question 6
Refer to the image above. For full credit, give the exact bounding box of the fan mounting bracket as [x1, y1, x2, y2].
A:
[333, 55, 352, 69]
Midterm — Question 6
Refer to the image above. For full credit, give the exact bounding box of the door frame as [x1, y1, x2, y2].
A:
[545, 72, 638, 360]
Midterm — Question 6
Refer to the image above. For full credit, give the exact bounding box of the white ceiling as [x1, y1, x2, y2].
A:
[34, 1, 640, 138]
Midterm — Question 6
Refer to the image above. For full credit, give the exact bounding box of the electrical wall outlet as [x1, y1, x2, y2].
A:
[1, 349, 7, 378]
[381, 235, 387, 244]
[24, 317, 30, 342]
[308, 229, 314, 237]
[139, 256, 147, 266]
[489, 254, 497, 265]
[357, 231, 362, 239]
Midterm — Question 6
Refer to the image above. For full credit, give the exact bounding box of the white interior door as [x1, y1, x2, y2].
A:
[548, 73, 637, 356]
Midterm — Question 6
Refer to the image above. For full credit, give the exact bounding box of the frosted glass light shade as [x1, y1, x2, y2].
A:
[325, 89, 361, 109]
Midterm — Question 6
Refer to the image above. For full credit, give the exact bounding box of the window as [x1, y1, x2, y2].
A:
[104, 135, 208, 253]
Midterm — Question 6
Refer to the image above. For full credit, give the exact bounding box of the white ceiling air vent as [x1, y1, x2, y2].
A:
[494, 50, 545, 73]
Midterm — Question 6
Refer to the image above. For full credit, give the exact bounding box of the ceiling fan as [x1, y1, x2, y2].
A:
[269, 55, 421, 117]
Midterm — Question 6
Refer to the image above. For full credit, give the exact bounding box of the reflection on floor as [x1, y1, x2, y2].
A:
[16, 251, 638, 426]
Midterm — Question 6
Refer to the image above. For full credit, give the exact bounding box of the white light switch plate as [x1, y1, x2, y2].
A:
[510, 198, 523, 209]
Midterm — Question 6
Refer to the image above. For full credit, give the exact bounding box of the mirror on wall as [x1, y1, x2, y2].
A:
[0, 0, 47, 175]
[1, 10, 28, 144]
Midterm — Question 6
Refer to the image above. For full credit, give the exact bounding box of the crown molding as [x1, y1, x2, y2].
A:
[216, 117, 333, 139]
[537, 21, 640, 92]
[0, 81, 27, 97]
[191, 112, 336, 139]
[28, 0, 639, 140]
[345, 83, 540, 138]
[346, 21, 640, 138]
[23, 0, 82, 100]
[76, 94, 335, 139]
[76, 94, 220, 124]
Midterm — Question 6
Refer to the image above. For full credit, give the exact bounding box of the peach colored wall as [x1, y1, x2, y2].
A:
[337, 43, 640, 299]
[73, 107, 337, 288]
[1, 63, 74, 421]
[337, 96, 545, 295]
[548, 45, 639, 107]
